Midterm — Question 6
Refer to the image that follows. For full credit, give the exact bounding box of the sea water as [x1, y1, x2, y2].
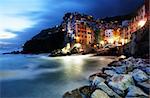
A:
[0, 54, 117, 98]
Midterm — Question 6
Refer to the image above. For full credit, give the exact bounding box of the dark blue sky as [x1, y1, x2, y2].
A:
[0, 0, 144, 45]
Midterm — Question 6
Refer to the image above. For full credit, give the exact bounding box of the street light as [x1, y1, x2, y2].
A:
[138, 19, 146, 28]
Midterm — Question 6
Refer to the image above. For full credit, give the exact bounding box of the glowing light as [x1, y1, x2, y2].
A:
[108, 38, 114, 44]
[74, 43, 81, 48]
[61, 55, 86, 75]
[125, 39, 128, 43]
[62, 47, 69, 54]
[119, 55, 126, 59]
[66, 43, 70, 50]
[75, 36, 80, 42]
[100, 41, 104, 46]
[138, 20, 146, 28]
[121, 39, 125, 45]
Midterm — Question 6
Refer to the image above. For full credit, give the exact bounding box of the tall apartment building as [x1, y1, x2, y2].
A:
[62, 12, 95, 49]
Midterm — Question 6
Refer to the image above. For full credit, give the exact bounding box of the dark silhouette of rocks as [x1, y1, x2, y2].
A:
[23, 25, 66, 54]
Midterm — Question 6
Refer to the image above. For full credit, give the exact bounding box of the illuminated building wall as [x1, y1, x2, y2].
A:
[104, 29, 114, 44]
[62, 12, 94, 49]
[74, 20, 94, 46]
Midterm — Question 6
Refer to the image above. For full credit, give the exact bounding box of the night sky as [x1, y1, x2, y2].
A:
[0, 0, 144, 46]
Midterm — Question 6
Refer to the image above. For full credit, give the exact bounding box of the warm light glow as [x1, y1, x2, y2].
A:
[74, 43, 81, 48]
[62, 47, 69, 54]
[108, 38, 114, 44]
[61, 55, 87, 76]
[119, 55, 126, 59]
[75, 36, 80, 42]
[138, 19, 146, 28]
[125, 39, 128, 43]
[121, 39, 125, 45]
[66, 43, 70, 50]
[100, 40, 104, 46]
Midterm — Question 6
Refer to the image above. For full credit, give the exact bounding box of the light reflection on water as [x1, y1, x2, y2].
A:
[0, 54, 117, 98]
[61, 55, 86, 76]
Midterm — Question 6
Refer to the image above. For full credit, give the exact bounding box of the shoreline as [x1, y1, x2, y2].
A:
[63, 56, 150, 98]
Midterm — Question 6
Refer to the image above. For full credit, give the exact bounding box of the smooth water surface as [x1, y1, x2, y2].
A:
[0, 54, 117, 98]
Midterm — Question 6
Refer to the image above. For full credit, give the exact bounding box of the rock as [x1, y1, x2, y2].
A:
[125, 97, 148, 98]
[108, 61, 122, 67]
[91, 89, 110, 98]
[121, 60, 132, 66]
[97, 82, 121, 98]
[95, 72, 108, 79]
[137, 80, 150, 94]
[63, 92, 74, 98]
[114, 66, 127, 74]
[71, 89, 83, 98]
[132, 69, 148, 82]
[126, 57, 136, 63]
[89, 72, 108, 82]
[135, 58, 146, 65]
[126, 85, 148, 98]
[91, 76, 105, 86]
[104, 70, 117, 76]
[108, 74, 134, 96]
[137, 66, 150, 75]
[63, 89, 83, 98]
[79, 86, 95, 97]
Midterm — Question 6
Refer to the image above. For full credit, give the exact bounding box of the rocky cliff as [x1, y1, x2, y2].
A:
[23, 26, 66, 54]
[122, 20, 149, 58]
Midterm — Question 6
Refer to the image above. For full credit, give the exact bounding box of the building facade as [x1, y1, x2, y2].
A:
[62, 12, 95, 49]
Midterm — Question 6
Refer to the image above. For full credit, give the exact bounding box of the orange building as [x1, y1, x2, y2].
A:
[75, 21, 94, 47]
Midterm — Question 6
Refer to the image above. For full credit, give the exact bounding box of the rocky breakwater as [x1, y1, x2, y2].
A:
[63, 57, 150, 98]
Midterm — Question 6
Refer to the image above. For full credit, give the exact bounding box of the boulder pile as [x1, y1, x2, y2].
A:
[63, 57, 150, 98]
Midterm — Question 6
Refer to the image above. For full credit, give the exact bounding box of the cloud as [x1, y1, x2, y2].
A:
[0, 31, 17, 39]
[0, 0, 144, 44]
[0, 0, 44, 40]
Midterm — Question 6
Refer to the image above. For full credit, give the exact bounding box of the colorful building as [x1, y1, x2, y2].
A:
[62, 12, 95, 49]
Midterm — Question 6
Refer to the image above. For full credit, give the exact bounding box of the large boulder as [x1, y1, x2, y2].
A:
[63, 92, 74, 98]
[108, 74, 134, 96]
[132, 69, 148, 82]
[108, 61, 122, 67]
[136, 65, 150, 75]
[137, 81, 150, 94]
[89, 72, 108, 79]
[126, 86, 148, 98]
[79, 86, 96, 97]
[91, 89, 110, 98]
[114, 66, 127, 74]
[91, 76, 105, 86]
[97, 82, 121, 98]
[104, 69, 117, 76]
[63, 89, 82, 98]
